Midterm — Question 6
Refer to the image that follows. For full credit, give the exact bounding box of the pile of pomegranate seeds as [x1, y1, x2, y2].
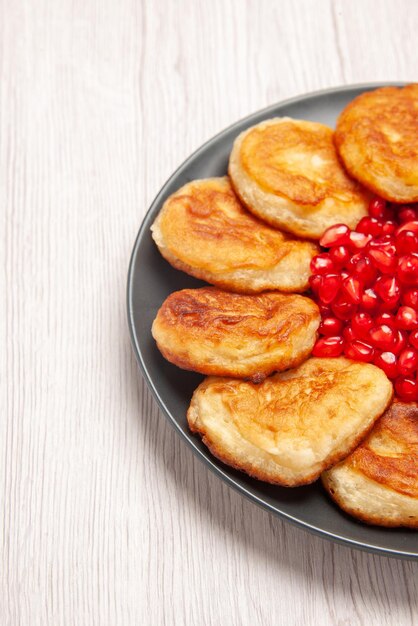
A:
[310, 198, 418, 402]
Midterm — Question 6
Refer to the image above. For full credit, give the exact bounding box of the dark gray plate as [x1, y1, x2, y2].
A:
[127, 83, 418, 560]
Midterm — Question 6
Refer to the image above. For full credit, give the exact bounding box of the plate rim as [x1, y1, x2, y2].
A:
[127, 81, 418, 561]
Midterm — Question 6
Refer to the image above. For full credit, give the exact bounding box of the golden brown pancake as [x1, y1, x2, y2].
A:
[152, 287, 320, 381]
[187, 358, 393, 486]
[228, 118, 370, 239]
[322, 401, 418, 528]
[335, 84, 418, 203]
[151, 177, 318, 293]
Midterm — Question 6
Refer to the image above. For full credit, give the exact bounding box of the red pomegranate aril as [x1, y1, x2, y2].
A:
[356, 217, 383, 237]
[398, 348, 418, 376]
[410, 330, 418, 350]
[318, 274, 341, 304]
[374, 276, 401, 306]
[374, 312, 396, 327]
[309, 274, 323, 295]
[310, 254, 335, 275]
[352, 256, 377, 286]
[319, 223, 350, 247]
[369, 198, 387, 219]
[381, 220, 397, 236]
[368, 248, 397, 273]
[332, 294, 357, 321]
[351, 312, 373, 339]
[368, 324, 396, 350]
[395, 221, 418, 235]
[342, 276, 362, 304]
[361, 288, 379, 312]
[343, 325, 356, 342]
[395, 306, 418, 330]
[398, 207, 418, 223]
[397, 254, 418, 284]
[318, 304, 331, 317]
[312, 336, 344, 358]
[402, 288, 418, 308]
[373, 351, 398, 379]
[344, 340, 375, 362]
[392, 329, 408, 355]
[395, 230, 418, 255]
[395, 376, 418, 401]
[348, 231, 372, 250]
[319, 317, 343, 336]
[329, 245, 351, 267]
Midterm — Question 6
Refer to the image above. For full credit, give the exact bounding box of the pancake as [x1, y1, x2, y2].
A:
[151, 177, 318, 293]
[322, 401, 418, 528]
[228, 118, 370, 240]
[335, 84, 418, 203]
[152, 287, 320, 381]
[187, 358, 393, 486]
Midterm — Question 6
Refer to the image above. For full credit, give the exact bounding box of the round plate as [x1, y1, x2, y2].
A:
[127, 83, 418, 560]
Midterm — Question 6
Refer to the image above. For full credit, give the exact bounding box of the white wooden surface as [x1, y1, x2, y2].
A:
[2, 1, 418, 624]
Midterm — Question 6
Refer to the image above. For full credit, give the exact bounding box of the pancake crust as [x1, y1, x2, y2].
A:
[322, 401, 418, 528]
[335, 84, 418, 202]
[228, 118, 370, 239]
[151, 177, 318, 293]
[187, 358, 393, 486]
[152, 287, 320, 381]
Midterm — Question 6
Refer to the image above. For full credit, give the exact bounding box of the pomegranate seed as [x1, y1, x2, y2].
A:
[319, 317, 343, 336]
[361, 288, 379, 312]
[369, 198, 387, 219]
[368, 248, 397, 273]
[398, 348, 418, 376]
[396, 221, 418, 235]
[348, 231, 372, 250]
[351, 256, 377, 286]
[344, 340, 375, 362]
[309, 274, 323, 296]
[395, 230, 418, 255]
[402, 288, 418, 308]
[369, 324, 396, 351]
[356, 217, 383, 237]
[374, 312, 396, 327]
[397, 254, 418, 284]
[332, 294, 357, 321]
[373, 351, 398, 379]
[395, 377, 418, 401]
[367, 234, 396, 252]
[374, 276, 401, 306]
[351, 312, 373, 339]
[319, 224, 350, 247]
[329, 245, 351, 267]
[343, 325, 356, 342]
[318, 304, 332, 317]
[318, 274, 341, 304]
[392, 329, 408, 355]
[310, 254, 335, 275]
[312, 336, 344, 358]
[398, 207, 418, 223]
[342, 276, 362, 304]
[395, 306, 418, 330]
[410, 330, 418, 350]
[381, 220, 397, 236]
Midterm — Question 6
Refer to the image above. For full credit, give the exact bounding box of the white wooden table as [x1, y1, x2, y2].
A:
[2, 1, 418, 624]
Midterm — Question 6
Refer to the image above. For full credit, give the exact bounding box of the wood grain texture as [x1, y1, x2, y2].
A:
[1, 0, 418, 624]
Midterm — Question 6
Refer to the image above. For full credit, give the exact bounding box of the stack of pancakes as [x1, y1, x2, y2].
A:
[150, 85, 418, 528]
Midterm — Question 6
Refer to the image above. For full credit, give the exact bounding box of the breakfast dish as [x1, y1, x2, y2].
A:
[128, 83, 418, 557]
[152, 287, 320, 380]
[151, 177, 318, 293]
[229, 117, 370, 239]
[335, 84, 418, 203]
[187, 358, 392, 486]
[323, 401, 418, 528]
